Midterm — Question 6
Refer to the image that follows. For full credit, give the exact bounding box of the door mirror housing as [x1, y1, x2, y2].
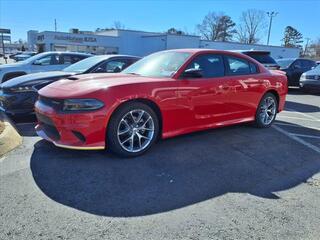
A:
[181, 68, 203, 78]
[94, 67, 105, 73]
[33, 60, 42, 65]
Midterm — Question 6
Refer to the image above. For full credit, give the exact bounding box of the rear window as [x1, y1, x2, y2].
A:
[244, 53, 277, 64]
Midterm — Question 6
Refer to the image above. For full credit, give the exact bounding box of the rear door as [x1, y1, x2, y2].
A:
[223, 54, 262, 119]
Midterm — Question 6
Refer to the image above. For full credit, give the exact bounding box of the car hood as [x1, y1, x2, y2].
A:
[1, 71, 76, 88]
[0, 61, 26, 69]
[39, 73, 163, 99]
[304, 68, 320, 76]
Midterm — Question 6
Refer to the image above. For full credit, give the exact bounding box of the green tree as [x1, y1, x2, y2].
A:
[167, 27, 185, 35]
[282, 26, 303, 48]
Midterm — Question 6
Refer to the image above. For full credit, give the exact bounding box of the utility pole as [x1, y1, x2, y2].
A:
[54, 19, 57, 32]
[304, 37, 311, 56]
[266, 11, 278, 45]
[1, 33, 7, 64]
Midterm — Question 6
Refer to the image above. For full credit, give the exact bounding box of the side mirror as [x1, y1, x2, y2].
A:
[94, 67, 105, 73]
[181, 68, 203, 78]
[33, 60, 42, 65]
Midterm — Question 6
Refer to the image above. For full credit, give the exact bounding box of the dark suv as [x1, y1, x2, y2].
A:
[234, 50, 280, 70]
[276, 58, 317, 86]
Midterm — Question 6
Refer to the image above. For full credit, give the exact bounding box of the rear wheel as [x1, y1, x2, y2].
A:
[254, 93, 278, 128]
[107, 102, 159, 157]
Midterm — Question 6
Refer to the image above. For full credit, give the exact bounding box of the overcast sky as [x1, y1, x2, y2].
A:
[1, 0, 319, 46]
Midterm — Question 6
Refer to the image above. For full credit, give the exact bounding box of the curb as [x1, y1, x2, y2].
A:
[0, 112, 22, 156]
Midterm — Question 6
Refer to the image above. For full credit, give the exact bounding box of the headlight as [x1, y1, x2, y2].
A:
[63, 99, 104, 111]
[10, 86, 34, 92]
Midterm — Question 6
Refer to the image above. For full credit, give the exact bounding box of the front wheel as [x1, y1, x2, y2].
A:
[107, 102, 159, 157]
[254, 93, 278, 128]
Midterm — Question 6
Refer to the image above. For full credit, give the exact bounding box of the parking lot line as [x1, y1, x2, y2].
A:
[290, 133, 320, 139]
[285, 108, 320, 121]
[274, 122, 320, 131]
[272, 125, 320, 154]
[277, 116, 320, 122]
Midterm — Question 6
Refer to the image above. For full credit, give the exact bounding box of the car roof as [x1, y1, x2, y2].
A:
[38, 51, 92, 56]
[84, 54, 141, 61]
[230, 50, 271, 54]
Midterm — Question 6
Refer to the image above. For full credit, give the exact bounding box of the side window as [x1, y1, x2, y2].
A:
[96, 60, 128, 73]
[184, 54, 225, 78]
[226, 56, 251, 75]
[304, 60, 315, 69]
[34, 54, 59, 66]
[292, 60, 302, 69]
[249, 62, 258, 73]
[60, 55, 73, 64]
[72, 55, 86, 64]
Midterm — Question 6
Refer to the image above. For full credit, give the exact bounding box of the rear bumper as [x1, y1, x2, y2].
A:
[34, 100, 107, 150]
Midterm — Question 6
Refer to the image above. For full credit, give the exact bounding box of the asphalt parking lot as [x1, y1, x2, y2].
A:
[0, 89, 319, 240]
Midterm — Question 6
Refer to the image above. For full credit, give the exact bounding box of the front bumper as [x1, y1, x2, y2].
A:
[300, 80, 320, 91]
[34, 99, 107, 150]
[0, 90, 37, 115]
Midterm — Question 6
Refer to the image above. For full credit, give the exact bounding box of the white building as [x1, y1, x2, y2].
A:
[27, 29, 300, 59]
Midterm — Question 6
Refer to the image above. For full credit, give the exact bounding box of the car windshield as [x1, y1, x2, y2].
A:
[245, 53, 277, 64]
[276, 59, 295, 69]
[123, 51, 191, 78]
[63, 56, 106, 73]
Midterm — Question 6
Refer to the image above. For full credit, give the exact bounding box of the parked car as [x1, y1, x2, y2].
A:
[232, 50, 280, 70]
[34, 49, 287, 157]
[299, 64, 320, 92]
[0, 55, 140, 116]
[276, 58, 317, 86]
[0, 51, 91, 83]
[9, 52, 22, 59]
[14, 52, 37, 62]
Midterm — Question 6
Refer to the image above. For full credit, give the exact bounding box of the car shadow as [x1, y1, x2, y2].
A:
[285, 101, 320, 113]
[30, 123, 320, 217]
[288, 88, 320, 96]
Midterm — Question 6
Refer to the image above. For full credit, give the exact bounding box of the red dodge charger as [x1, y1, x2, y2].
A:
[35, 49, 287, 157]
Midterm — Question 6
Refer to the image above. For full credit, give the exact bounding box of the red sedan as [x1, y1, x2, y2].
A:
[35, 49, 287, 157]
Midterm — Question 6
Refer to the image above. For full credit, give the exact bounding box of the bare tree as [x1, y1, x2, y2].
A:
[113, 21, 125, 30]
[236, 9, 267, 44]
[197, 12, 236, 41]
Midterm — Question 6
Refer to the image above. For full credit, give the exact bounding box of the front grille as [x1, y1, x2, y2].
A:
[39, 96, 64, 111]
[36, 112, 60, 140]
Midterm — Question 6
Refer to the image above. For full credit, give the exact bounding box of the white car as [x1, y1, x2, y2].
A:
[0, 52, 91, 83]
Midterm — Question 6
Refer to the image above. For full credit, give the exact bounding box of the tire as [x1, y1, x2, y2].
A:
[107, 102, 159, 157]
[254, 93, 278, 128]
[2, 72, 26, 82]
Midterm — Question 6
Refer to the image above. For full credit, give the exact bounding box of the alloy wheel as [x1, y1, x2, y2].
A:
[117, 109, 155, 153]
